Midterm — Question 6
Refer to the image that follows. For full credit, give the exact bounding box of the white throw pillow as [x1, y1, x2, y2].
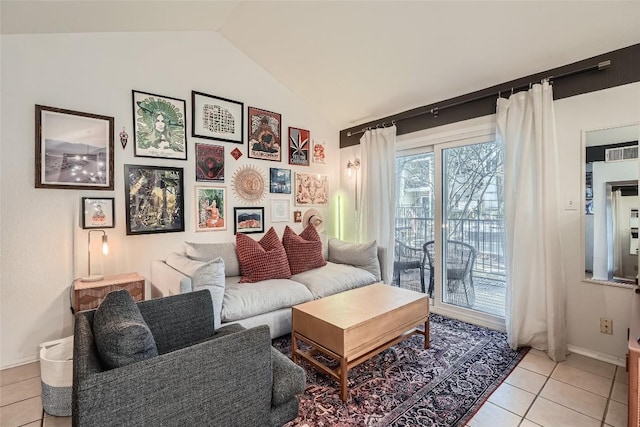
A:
[183, 242, 240, 277]
[328, 238, 381, 281]
[165, 252, 225, 329]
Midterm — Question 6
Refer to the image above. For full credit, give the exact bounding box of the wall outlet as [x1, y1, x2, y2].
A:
[600, 318, 613, 335]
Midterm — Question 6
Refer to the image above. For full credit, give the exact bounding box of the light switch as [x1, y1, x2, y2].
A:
[564, 197, 578, 211]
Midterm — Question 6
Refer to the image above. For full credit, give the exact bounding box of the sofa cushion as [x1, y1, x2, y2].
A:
[328, 238, 382, 281]
[282, 225, 327, 275]
[165, 252, 225, 329]
[292, 261, 377, 299]
[184, 241, 240, 277]
[92, 290, 158, 370]
[221, 279, 313, 322]
[236, 227, 292, 283]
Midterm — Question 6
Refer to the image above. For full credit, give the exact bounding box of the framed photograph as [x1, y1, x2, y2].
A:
[289, 127, 310, 166]
[295, 172, 328, 206]
[270, 168, 291, 194]
[294, 210, 302, 223]
[132, 90, 187, 160]
[82, 197, 115, 229]
[196, 143, 224, 182]
[195, 185, 226, 231]
[191, 91, 243, 144]
[312, 140, 326, 164]
[234, 207, 264, 234]
[248, 106, 281, 162]
[124, 164, 184, 235]
[35, 105, 114, 190]
[271, 199, 291, 222]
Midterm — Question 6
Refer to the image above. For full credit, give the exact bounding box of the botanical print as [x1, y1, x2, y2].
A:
[295, 173, 328, 206]
[248, 107, 281, 161]
[270, 168, 291, 194]
[132, 91, 187, 160]
[289, 127, 310, 166]
[196, 186, 226, 231]
[312, 140, 326, 164]
[196, 143, 224, 182]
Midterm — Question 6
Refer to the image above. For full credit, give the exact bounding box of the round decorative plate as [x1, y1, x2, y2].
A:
[231, 165, 266, 204]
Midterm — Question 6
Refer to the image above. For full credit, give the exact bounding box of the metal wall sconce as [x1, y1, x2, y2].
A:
[347, 159, 361, 206]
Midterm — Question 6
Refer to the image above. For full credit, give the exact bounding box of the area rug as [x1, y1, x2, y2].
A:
[274, 314, 528, 427]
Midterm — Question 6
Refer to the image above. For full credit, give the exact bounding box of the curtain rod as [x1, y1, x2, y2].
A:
[346, 59, 612, 137]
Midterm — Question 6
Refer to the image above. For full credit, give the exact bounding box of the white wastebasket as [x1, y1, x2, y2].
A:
[39, 336, 73, 416]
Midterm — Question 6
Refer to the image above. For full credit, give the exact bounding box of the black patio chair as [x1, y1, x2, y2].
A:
[423, 240, 477, 307]
[392, 239, 426, 293]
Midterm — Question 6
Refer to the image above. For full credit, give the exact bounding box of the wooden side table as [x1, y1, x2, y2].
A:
[73, 273, 145, 312]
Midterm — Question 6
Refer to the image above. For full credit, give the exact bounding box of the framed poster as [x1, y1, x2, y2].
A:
[124, 164, 184, 235]
[248, 106, 281, 162]
[271, 199, 291, 222]
[132, 90, 187, 160]
[295, 172, 328, 206]
[196, 143, 224, 182]
[81, 197, 115, 229]
[195, 185, 226, 231]
[35, 105, 114, 190]
[312, 140, 326, 164]
[191, 91, 243, 144]
[269, 168, 291, 194]
[234, 207, 265, 234]
[289, 127, 310, 166]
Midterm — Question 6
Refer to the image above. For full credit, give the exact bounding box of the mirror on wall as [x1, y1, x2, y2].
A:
[583, 123, 639, 285]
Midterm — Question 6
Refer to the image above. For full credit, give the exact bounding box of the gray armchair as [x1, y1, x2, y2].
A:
[72, 290, 305, 427]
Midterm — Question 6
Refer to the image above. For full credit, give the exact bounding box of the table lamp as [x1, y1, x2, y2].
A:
[81, 230, 109, 282]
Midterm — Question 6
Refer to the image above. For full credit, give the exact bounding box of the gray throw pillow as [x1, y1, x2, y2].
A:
[328, 238, 382, 281]
[93, 290, 158, 370]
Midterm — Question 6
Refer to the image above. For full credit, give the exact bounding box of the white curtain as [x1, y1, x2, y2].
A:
[496, 81, 567, 362]
[357, 126, 397, 284]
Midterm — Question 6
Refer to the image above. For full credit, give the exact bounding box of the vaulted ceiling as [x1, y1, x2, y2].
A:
[2, 1, 639, 129]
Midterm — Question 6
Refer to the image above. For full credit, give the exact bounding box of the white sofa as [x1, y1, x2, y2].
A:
[150, 238, 387, 338]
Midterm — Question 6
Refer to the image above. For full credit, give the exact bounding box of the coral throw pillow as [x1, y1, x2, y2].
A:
[236, 227, 292, 283]
[282, 225, 327, 275]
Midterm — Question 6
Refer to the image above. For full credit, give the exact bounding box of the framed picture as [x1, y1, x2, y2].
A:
[196, 143, 224, 182]
[234, 207, 264, 234]
[312, 140, 326, 164]
[195, 185, 226, 231]
[294, 210, 302, 223]
[81, 197, 115, 229]
[289, 127, 310, 166]
[248, 106, 281, 162]
[191, 91, 243, 144]
[35, 105, 114, 190]
[271, 199, 291, 222]
[124, 164, 184, 235]
[295, 172, 328, 206]
[132, 90, 187, 160]
[270, 168, 291, 194]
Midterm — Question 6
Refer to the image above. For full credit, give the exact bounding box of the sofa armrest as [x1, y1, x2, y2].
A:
[74, 325, 274, 427]
[150, 259, 193, 298]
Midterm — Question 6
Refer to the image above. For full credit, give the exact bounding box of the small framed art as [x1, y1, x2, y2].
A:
[35, 105, 114, 190]
[295, 172, 328, 206]
[289, 127, 310, 166]
[312, 140, 326, 164]
[234, 207, 264, 234]
[132, 90, 187, 160]
[124, 164, 184, 235]
[248, 107, 281, 162]
[195, 143, 224, 182]
[82, 197, 115, 229]
[271, 199, 291, 222]
[270, 168, 291, 194]
[195, 185, 226, 231]
[191, 91, 243, 144]
[294, 210, 302, 223]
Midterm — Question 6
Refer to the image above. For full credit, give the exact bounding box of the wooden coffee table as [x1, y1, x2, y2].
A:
[291, 283, 429, 401]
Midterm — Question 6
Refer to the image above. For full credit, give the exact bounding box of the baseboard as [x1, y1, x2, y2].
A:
[430, 304, 506, 332]
[567, 344, 626, 367]
[1, 355, 39, 371]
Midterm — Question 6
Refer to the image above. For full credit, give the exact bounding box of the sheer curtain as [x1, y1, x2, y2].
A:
[357, 126, 397, 284]
[496, 81, 567, 362]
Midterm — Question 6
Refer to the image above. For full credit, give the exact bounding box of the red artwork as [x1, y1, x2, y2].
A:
[196, 143, 224, 182]
[231, 147, 243, 160]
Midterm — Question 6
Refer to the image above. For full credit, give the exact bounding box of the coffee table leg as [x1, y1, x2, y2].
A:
[292, 332, 298, 363]
[424, 319, 430, 349]
[340, 357, 348, 401]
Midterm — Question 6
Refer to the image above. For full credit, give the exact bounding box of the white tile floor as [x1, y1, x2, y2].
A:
[0, 349, 629, 427]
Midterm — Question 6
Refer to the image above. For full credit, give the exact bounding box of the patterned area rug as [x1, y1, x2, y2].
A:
[274, 314, 528, 427]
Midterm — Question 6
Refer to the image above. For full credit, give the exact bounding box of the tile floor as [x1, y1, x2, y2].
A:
[0, 349, 629, 426]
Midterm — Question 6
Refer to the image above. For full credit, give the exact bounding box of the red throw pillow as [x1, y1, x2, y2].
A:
[282, 225, 327, 275]
[236, 227, 291, 283]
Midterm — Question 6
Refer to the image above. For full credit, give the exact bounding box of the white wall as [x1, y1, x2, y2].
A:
[339, 82, 640, 363]
[0, 31, 340, 369]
